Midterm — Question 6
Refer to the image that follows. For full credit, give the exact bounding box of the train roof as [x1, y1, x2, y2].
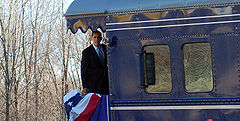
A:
[65, 0, 239, 17]
[65, 0, 240, 33]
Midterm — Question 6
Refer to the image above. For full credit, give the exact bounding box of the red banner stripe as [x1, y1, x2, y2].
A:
[75, 94, 100, 121]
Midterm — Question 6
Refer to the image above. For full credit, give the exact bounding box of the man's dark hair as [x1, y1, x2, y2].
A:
[92, 30, 102, 36]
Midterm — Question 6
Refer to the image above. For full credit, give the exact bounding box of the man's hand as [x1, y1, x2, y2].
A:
[81, 88, 88, 96]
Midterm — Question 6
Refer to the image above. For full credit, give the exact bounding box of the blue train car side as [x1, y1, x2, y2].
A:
[65, 1, 240, 121]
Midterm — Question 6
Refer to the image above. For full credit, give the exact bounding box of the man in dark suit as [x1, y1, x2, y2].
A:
[81, 31, 109, 95]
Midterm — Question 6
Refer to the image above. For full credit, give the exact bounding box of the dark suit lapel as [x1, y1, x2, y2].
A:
[90, 45, 103, 65]
[102, 45, 107, 64]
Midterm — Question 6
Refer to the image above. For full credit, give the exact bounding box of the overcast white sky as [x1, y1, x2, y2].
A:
[65, 0, 74, 11]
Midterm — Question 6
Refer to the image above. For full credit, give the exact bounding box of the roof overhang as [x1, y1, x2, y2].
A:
[66, 16, 106, 34]
[65, 0, 240, 34]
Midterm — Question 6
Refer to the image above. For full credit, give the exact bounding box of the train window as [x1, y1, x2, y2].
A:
[183, 43, 213, 92]
[143, 45, 172, 93]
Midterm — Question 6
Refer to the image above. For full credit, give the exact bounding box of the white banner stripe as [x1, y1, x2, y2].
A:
[70, 93, 100, 121]
[64, 89, 81, 103]
[107, 20, 240, 31]
[111, 105, 240, 110]
[106, 14, 240, 25]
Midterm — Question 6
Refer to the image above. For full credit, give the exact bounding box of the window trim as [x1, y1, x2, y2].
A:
[141, 44, 173, 94]
[182, 42, 214, 93]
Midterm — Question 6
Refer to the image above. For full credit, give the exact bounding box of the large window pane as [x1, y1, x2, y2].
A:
[143, 45, 172, 93]
[183, 43, 213, 92]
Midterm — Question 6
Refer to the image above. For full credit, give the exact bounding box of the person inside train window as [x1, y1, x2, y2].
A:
[81, 30, 109, 96]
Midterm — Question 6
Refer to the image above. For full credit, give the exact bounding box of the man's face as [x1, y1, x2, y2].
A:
[91, 32, 102, 47]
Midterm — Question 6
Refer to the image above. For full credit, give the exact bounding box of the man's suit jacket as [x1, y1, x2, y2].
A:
[81, 44, 109, 94]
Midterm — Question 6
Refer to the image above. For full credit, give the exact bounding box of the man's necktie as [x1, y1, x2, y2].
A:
[98, 47, 104, 64]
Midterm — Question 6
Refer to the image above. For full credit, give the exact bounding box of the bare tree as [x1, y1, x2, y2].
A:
[0, 0, 21, 120]
[0, 0, 89, 120]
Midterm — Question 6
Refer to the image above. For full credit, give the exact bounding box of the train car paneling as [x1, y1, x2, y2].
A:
[107, 4, 240, 103]
[111, 109, 240, 121]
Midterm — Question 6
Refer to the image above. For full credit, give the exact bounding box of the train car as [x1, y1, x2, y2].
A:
[65, 0, 240, 120]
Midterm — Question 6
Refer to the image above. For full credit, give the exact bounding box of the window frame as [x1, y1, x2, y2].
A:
[182, 42, 214, 93]
[141, 44, 173, 94]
